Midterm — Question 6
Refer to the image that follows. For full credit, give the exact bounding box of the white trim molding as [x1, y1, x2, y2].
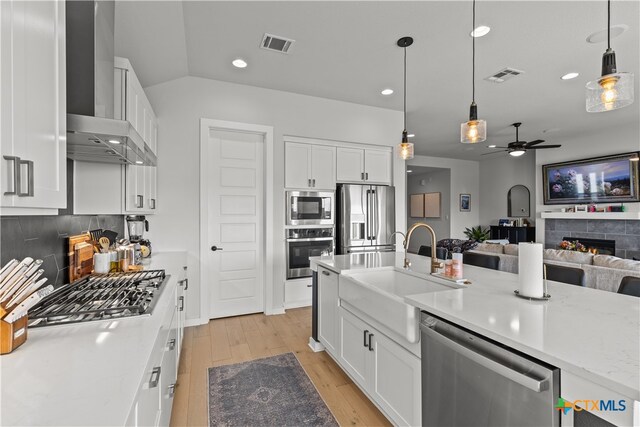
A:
[199, 118, 275, 325]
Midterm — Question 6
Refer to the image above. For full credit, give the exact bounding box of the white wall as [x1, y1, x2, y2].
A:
[535, 122, 640, 242]
[145, 76, 404, 322]
[407, 156, 479, 240]
[479, 153, 536, 227]
[406, 169, 451, 252]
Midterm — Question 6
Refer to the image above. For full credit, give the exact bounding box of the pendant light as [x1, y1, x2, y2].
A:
[397, 36, 414, 160]
[460, 0, 487, 143]
[586, 0, 634, 112]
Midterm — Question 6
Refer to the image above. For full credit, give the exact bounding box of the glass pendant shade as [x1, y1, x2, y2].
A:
[398, 142, 414, 160]
[586, 72, 634, 112]
[460, 119, 487, 143]
[509, 150, 526, 157]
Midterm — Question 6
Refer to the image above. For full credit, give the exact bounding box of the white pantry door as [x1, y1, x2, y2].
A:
[206, 129, 264, 319]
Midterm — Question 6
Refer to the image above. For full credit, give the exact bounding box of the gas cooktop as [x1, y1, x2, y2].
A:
[28, 270, 168, 327]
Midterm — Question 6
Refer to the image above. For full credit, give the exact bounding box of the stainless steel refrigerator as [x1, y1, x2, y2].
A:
[336, 184, 395, 254]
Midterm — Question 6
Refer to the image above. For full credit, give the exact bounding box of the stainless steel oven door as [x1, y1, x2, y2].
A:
[286, 237, 333, 279]
[286, 191, 334, 225]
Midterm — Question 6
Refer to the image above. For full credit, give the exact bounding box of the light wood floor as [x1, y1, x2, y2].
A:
[169, 307, 391, 427]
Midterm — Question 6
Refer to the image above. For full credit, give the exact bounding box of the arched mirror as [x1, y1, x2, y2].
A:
[508, 185, 530, 217]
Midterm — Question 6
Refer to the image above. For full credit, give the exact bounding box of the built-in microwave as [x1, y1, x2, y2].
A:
[286, 191, 334, 225]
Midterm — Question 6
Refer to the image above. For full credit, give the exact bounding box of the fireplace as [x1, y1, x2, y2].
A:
[562, 236, 615, 256]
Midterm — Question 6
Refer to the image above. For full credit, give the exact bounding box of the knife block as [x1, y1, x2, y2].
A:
[0, 315, 28, 355]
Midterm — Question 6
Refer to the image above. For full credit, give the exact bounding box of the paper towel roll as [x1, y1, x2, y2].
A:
[518, 242, 544, 298]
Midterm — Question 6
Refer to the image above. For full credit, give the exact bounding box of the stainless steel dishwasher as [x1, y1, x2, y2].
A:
[420, 312, 560, 427]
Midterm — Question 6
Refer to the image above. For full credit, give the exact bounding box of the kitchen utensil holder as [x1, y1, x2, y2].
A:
[0, 303, 28, 354]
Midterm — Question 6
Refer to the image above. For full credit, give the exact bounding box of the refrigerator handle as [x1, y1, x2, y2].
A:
[365, 189, 371, 240]
[371, 189, 377, 240]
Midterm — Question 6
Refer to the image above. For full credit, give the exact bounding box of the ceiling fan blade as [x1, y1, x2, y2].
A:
[490, 146, 510, 149]
[525, 139, 545, 147]
[528, 145, 561, 149]
[481, 150, 508, 156]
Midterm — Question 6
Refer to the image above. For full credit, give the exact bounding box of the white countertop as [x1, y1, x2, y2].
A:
[0, 252, 187, 426]
[311, 252, 640, 401]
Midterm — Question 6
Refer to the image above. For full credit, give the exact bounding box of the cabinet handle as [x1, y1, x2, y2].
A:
[3, 156, 20, 195]
[361, 172, 364, 181]
[151, 198, 156, 209]
[368, 334, 374, 351]
[168, 383, 176, 398]
[167, 338, 176, 350]
[365, 172, 369, 181]
[178, 296, 184, 311]
[137, 194, 144, 208]
[306, 284, 312, 287]
[322, 270, 330, 276]
[308, 178, 312, 187]
[312, 178, 316, 187]
[179, 278, 189, 290]
[17, 159, 34, 197]
[363, 330, 369, 347]
[149, 366, 161, 388]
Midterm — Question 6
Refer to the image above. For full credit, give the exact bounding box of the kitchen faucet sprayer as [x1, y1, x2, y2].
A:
[403, 222, 444, 273]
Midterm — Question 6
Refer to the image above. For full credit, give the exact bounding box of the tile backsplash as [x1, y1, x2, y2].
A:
[1, 215, 124, 286]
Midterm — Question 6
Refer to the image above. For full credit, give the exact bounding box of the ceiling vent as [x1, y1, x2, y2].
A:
[484, 67, 525, 83]
[260, 33, 295, 53]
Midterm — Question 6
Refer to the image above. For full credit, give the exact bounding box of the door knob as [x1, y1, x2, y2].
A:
[211, 246, 223, 251]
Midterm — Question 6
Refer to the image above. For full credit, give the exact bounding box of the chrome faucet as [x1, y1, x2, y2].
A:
[403, 222, 444, 273]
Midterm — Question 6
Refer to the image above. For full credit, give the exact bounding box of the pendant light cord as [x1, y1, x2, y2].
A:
[403, 45, 407, 131]
[472, 0, 476, 103]
[607, 0, 611, 49]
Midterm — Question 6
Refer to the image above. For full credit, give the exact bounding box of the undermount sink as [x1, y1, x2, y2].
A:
[339, 267, 459, 343]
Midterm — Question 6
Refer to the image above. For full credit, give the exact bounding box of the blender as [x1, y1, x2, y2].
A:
[126, 215, 152, 260]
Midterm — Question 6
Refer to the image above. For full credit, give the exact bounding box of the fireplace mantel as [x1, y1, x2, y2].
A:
[541, 211, 640, 220]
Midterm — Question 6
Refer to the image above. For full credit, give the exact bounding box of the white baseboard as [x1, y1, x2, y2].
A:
[308, 337, 325, 352]
[266, 307, 286, 315]
[186, 318, 207, 327]
[284, 299, 312, 310]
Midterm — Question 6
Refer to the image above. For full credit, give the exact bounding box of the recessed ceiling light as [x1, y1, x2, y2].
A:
[586, 24, 628, 44]
[488, 144, 497, 148]
[135, 160, 144, 165]
[381, 88, 394, 96]
[561, 72, 579, 80]
[470, 26, 491, 38]
[407, 169, 413, 173]
[232, 58, 248, 68]
[407, 134, 415, 138]
[108, 139, 121, 144]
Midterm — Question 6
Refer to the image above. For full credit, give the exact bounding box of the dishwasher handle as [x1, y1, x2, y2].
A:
[420, 323, 549, 393]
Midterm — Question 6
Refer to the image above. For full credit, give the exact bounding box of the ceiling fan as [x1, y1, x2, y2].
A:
[483, 123, 561, 157]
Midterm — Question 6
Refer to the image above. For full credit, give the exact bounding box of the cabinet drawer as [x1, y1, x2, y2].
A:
[284, 278, 312, 309]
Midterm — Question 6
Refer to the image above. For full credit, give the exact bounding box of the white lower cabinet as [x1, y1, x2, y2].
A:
[318, 267, 339, 357]
[338, 307, 421, 427]
[127, 274, 187, 427]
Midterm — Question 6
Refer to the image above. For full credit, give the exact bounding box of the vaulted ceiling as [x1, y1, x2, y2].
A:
[115, 1, 640, 160]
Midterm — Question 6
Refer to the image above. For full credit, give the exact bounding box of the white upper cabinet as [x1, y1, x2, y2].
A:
[336, 147, 392, 185]
[1, 0, 66, 211]
[364, 149, 392, 184]
[114, 57, 158, 155]
[285, 141, 336, 190]
[125, 165, 146, 212]
[336, 148, 365, 183]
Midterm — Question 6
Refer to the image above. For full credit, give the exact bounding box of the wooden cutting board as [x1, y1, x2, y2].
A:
[68, 233, 92, 282]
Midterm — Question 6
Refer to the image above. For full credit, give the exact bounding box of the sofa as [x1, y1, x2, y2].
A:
[469, 243, 640, 293]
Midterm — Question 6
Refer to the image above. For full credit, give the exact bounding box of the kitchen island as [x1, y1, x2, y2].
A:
[311, 252, 640, 426]
[0, 252, 188, 426]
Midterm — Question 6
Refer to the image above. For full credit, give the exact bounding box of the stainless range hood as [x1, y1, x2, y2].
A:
[66, 0, 156, 166]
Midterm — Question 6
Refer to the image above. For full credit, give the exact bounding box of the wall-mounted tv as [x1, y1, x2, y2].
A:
[542, 152, 640, 205]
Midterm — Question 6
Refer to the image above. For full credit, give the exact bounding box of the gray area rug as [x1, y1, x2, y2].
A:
[208, 352, 338, 426]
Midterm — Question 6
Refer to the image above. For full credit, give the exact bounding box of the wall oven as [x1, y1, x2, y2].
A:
[286, 227, 334, 279]
[286, 191, 334, 226]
